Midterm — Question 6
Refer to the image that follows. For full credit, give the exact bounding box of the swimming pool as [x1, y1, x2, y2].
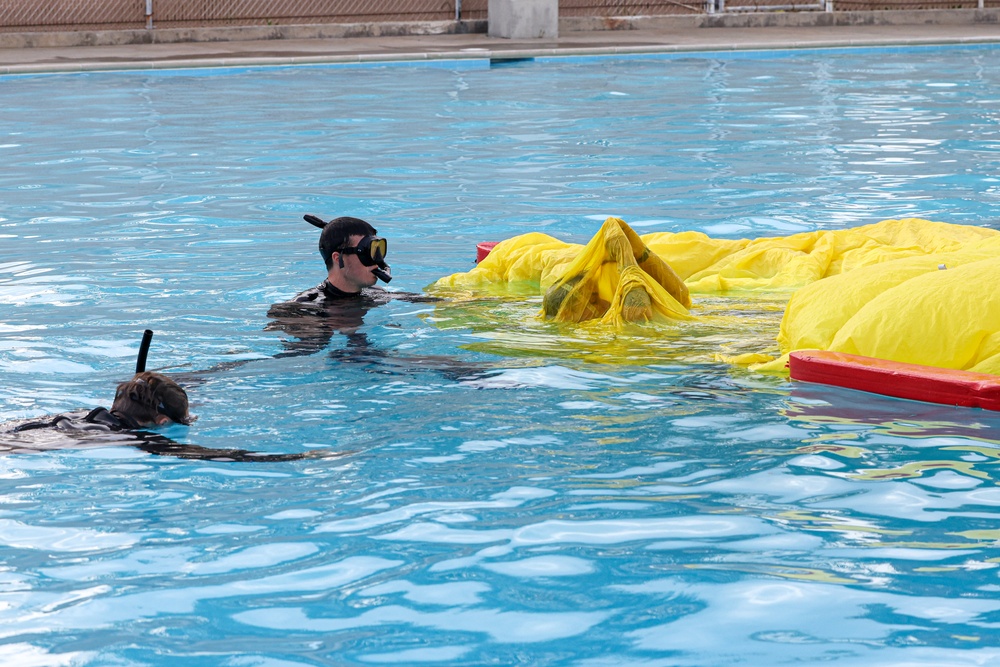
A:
[2, 46, 1000, 665]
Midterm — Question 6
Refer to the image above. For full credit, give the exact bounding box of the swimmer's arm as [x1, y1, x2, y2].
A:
[393, 292, 442, 304]
[134, 434, 348, 462]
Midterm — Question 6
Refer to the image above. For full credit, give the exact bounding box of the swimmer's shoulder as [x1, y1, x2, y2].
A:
[0, 408, 129, 453]
[266, 283, 328, 319]
[286, 283, 327, 305]
[4, 409, 92, 433]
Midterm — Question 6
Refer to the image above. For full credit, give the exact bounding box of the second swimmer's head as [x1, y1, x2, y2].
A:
[111, 372, 195, 427]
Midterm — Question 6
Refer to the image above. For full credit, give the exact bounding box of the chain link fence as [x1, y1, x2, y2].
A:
[0, 0, 481, 32]
[560, 0, 703, 14]
[154, 0, 487, 28]
[1, 0, 996, 32]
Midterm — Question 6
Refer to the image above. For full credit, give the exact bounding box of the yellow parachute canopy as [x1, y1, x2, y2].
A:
[758, 236, 1000, 373]
[428, 217, 1000, 372]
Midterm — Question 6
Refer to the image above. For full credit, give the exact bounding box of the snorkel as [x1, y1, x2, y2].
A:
[135, 329, 154, 373]
[305, 214, 392, 284]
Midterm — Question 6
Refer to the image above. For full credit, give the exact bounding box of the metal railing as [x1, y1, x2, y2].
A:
[0, 0, 994, 32]
[707, 0, 828, 12]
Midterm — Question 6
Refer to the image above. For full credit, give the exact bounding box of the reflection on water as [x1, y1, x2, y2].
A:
[426, 292, 789, 367]
[785, 385, 1000, 485]
[2, 48, 1000, 665]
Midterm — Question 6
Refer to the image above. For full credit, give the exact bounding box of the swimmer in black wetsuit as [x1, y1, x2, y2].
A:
[2, 334, 343, 462]
[263, 215, 517, 381]
[265, 215, 434, 359]
[3, 371, 336, 461]
[12, 370, 194, 434]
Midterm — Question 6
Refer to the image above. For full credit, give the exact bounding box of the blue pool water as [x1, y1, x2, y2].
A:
[2, 46, 1000, 665]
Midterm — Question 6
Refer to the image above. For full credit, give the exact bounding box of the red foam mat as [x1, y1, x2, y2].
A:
[788, 350, 1000, 412]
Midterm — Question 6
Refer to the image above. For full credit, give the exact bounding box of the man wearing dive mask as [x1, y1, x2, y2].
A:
[263, 215, 514, 381]
[266, 215, 432, 358]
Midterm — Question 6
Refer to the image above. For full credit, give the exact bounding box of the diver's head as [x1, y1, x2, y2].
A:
[331, 234, 387, 292]
[111, 372, 194, 428]
[318, 217, 379, 271]
[310, 215, 391, 290]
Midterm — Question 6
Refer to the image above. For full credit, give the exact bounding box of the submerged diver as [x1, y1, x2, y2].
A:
[266, 215, 435, 360]
[10, 370, 194, 434]
[1, 332, 340, 462]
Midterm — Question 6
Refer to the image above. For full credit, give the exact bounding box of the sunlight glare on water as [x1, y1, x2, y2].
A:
[2, 46, 1000, 665]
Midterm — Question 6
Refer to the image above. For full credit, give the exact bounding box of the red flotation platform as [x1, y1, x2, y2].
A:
[476, 241, 499, 263]
[789, 350, 1000, 411]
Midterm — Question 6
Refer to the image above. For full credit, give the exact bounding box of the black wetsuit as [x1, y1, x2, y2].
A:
[264, 281, 490, 380]
[180, 281, 439, 382]
[265, 281, 395, 357]
[3, 409, 336, 462]
[266, 280, 444, 361]
[13, 407, 141, 434]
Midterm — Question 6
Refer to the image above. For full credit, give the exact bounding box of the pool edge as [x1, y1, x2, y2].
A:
[3, 34, 1000, 75]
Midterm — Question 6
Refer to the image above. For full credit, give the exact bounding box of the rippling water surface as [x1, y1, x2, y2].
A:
[2, 47, 1000, 665]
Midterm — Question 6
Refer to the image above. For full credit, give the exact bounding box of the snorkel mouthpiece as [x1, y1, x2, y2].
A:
[373, 266, 392, 283]
[135, 329, 154, 374]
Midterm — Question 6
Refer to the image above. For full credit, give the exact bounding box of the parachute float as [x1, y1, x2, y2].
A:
[428, 216, 1000, 405]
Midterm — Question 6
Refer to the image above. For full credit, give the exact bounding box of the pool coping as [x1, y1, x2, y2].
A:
[3, 39, 998, 75]
[4, 36, 1000, 75]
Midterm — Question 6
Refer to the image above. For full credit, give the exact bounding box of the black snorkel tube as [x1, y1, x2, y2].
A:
[304, 214, 392, 284]
[135, 329, 154, 374]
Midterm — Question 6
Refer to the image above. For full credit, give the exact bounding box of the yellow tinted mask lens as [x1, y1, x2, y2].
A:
[369, 238, 387, 263]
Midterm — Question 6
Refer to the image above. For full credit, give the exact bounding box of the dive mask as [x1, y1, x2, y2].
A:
[340, 236, 388, 268]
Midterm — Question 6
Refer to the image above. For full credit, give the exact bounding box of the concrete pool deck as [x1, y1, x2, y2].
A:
[1, 12, 999, 74]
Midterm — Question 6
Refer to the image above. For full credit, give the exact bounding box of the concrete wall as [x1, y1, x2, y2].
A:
[488, 0, 558, 39]
[0, 9, 997, 49]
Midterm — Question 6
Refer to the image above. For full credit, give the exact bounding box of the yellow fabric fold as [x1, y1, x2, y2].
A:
[539, 217, 690, 325]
